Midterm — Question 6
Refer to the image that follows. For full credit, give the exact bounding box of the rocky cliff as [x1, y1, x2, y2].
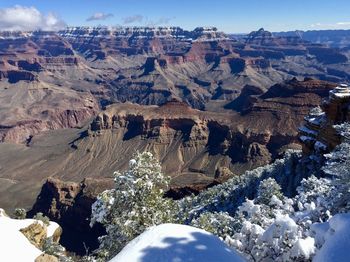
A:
[84, 78, 335, 186]
[299, 83, 350, 156]
[0, 78, 337, 215]
[0, 27, 349, 143]
[28, 177, 113, 254]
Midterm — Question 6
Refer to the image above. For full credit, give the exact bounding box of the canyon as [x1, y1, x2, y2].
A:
[0, 27, 349, 144]
[0, 26, 349, 255]
[0, 26, 347, 212]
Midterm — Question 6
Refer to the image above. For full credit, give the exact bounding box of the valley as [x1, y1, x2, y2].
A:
[0, 26, 349, 212]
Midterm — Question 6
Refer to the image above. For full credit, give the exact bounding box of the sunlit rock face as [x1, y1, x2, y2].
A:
[0, 27, 349, 144]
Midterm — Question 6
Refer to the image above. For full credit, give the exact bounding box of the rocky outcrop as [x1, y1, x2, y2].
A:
[89, 100, 274, 177]
[88, 79, 334, 182]
[29, 177, 113, 255]
[35, 254, 59, 262]
[2, 70, 37, 83]
[0, 107, 97, 144]
[0, 209, 63, 262]
[299, 84, 350, 155]
[20, 222, 48, 249]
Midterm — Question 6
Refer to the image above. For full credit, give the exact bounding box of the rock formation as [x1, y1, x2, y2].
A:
[0, 78, 337, 218]
[299, 83, 350, 155]
[35, 254, 59, 262]
[29, 177, 113, 254]
[0, 27, 349, 143]
[0, 208, 62, 261]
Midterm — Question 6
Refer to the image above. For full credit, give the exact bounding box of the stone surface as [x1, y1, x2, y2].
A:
[299, 84, 350, 155]
[29, 177, 113, 255]
[35, 254, 59, 262]
[20, 222, 47, 249]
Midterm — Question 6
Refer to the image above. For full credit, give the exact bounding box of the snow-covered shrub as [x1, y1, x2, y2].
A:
[256, 177, 283, 205]
[230, 195, 318, 261]
[42, 237, 72, 262]
[333, 122, 350, 142]
[90, 152, 178, 260]
[33, 212, 50, 226]
[13, 208, 26, 219]
[191, 176, 333, 261]
[179, 150, 301, 223]
[294, 175, 334, 223]
[191, 211, 237, 238]
[226, 176, 314, 262]
[323, 142, 350, 180]
[322, 142, 350, 211]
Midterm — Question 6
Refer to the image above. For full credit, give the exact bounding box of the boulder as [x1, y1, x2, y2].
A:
[20, 222, 47, 249]
[35, 254, 59, 262]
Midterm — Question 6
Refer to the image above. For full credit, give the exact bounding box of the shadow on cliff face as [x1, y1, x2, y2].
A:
[28, 178, 113, 255]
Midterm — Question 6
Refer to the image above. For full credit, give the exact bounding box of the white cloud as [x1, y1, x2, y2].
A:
[122, 15, 175, 26]
[309, 22, 350, 30]
[86, 12, 114, 22]
[336, 22, 350, 26]
[145, 17, 175, 26]
[122, 15, 144, 24]
[0, 5, 66, 31]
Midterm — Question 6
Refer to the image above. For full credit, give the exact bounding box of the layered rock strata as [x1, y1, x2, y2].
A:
[299, 84, 350, 155]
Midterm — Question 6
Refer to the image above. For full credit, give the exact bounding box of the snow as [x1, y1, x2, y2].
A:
[269, 195, 283, 207]
[110, 223, 245, 262]
[299, 126, 318, 136]
[290, 237, 315, 259]
[330, 85, 350, 99]
[300, 135, 315, 142]
[314, 141, 327, 151]
[47, 221, 60, 238]
[0, 209, 42, 261]
[313, 213, 350, 262]
[306, 116, 325, 126]
[261, 214, 298, 244]
[310, 222, 330, 247]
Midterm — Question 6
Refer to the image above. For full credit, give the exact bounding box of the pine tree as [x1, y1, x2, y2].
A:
[90, 151, 178, 260]
[256, 177, 283, 205]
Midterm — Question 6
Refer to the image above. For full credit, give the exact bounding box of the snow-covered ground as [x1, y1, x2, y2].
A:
[110, 223, 245, 262]
[0, 209, 43, 261]
[313, 213, 350, 262]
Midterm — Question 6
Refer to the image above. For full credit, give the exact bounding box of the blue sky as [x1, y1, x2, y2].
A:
[0, 0, 350, 33]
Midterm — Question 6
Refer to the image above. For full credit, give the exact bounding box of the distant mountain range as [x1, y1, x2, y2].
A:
[231, 28, 350, 48]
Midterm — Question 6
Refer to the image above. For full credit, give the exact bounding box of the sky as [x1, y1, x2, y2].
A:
[0, 0, 350, 33]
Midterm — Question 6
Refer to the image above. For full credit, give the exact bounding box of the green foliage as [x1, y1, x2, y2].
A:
[323, 143, 350, 180]
[42, 237, 73, 262]
[13, 208, 26, 219]
[33, 212, 50, 226]
[256, 178, 283, 205]
[191, 211, 237, 238]
[90, 151, 179, 260]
